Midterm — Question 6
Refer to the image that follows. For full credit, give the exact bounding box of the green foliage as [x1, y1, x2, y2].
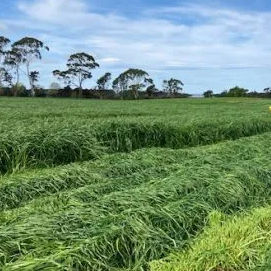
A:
[0, 36, 12, 87]
[53, 52, 99, 90]
[97, 72, 112, 90]
[0, 98, 271, 270]
[203, 90, 213, 98]
[0, 98, 271, 173]
[12, 83, 28, 97]
[112, 68, 151, 99]
[150, 206, 271, 271]
[217, 86, 249, 97]
[1, 130, 271, 269]
[12, 37, 49, 94]
[163, 78, 184, 95]
[0, 36, 10, 53]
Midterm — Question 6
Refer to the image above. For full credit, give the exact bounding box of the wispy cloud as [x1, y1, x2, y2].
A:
[1, 0, 271, 92]
[15, 0, 271, 68]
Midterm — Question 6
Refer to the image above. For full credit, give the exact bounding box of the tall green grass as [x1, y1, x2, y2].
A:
[1, 98, 271, 270]
[1, 117, 271, 174]
[150, 206, 271, 271]
[1, 132, 271, 269]
[0, 97, 271, 174]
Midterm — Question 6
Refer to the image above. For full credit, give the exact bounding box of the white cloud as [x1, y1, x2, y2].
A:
[100, 57, 120, 63]
[15, 0, 271, 69]
[3, 0, 271, 91]
[18, 0, 87, 23]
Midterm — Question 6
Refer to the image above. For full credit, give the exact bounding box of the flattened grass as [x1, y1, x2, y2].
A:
[1, 98, 271, 270]
[1, 132, 271, 269]
[150, 207, 271, 271]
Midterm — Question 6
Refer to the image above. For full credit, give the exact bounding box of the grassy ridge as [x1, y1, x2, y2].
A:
[1, 116, 271, 174]
[150, 207, 271, 271]
[1, 132, 271, 269]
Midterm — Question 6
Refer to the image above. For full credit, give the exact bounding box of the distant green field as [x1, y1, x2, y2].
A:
[1, 97, 271, 270]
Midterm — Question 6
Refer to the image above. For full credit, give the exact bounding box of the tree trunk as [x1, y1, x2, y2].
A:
[16, 66, 19, 86]
[26, 63, 34, 96]
[132, 87, 139, 99]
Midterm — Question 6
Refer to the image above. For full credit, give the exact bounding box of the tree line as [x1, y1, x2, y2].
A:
[1, 35, 270, 100]
[203, 86, 271, 98]
[0, 36, 187, 99]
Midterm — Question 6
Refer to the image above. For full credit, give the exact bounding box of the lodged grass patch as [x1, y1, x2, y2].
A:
[1, 132, 271, 269]
[150, 207, 271, 271]
[1, 98, 271, 270]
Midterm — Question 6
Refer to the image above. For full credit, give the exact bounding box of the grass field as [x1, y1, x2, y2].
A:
[1, 97, 271, 270]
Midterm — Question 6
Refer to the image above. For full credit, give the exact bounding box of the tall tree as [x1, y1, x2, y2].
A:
[0, 36, 10, 62]
[113, 69, 151, 99]
[203, 90, 214, 98]
[0, 36, 11, 87]
[12, 37, 49, 95]
[112, 73, 128, 96]
[53, 53, 99, 91]
[67, 53, 99, 89]
[0, 68, 12, 87]
[4, 48, 22, 86]
[52, 70, 72, 86]
[264, 88, 271, 94]
[163, 78, 184, 96]
[97, 72, 111, 90]
[145, 78, 157, 97]
[29, 71, 39, 90]
[227, 86, 248, 97]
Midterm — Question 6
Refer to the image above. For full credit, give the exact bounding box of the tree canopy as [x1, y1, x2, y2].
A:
[97, 72, 111, 90]
[53, 52, 99, 89]
[112, 68, 152, 99]
[12, 37, 49, 95]
[163, 78, 184, 95]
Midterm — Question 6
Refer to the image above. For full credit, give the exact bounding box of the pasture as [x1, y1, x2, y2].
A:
[0, 97, 271, 270]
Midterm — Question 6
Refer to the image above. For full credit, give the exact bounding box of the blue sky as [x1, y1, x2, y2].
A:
[1, 0, 271, 93]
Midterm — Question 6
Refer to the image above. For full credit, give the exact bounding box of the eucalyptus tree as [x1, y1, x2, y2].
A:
[113, 68, 152, 99]
[53, 53, 99, 91]
[0, 36, 10, 62]
[29, 71, 39, 90]
[0, 68, 12, 87]
[264, 88, 271, 94]
[145, 78, 157, 97]
[112, 73, 128, 96]
[4, 48, 22, 86]
[52, 70, 72, 86]
[0, 36, 11, 87]
[126, 69, 150, 99]
[97, 72, 111, 90]
[163, 78, 184, 96]
[12, 37, 49, 95]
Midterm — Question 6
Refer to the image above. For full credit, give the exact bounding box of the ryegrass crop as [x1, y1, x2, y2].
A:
[150, 206, 271, 271]
[1, 97, 271, 270]
[1, 130, 271, 270]
[0, 97, 271, 173]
